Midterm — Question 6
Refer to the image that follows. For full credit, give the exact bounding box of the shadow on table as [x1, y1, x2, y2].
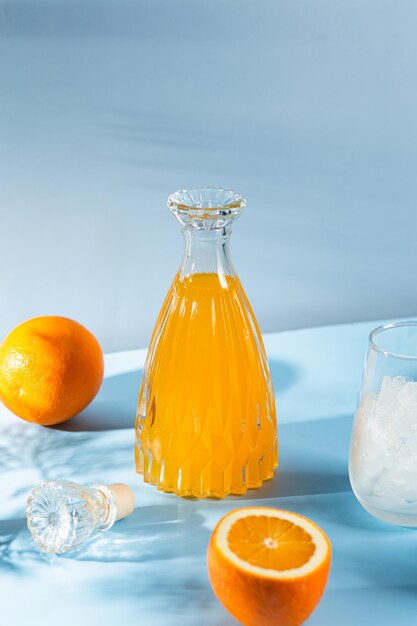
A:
[236, 414, 353, 501]
[308, 585, 417, 626]
[70, 503, 211, 564]
[54, 369, 142, 432]
[268, 358, 300, 392]
[64, 501, 222, 619]
[0, 517, 49, 573]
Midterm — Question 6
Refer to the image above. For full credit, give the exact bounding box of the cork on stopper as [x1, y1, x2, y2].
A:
[107, 483, 135, 521]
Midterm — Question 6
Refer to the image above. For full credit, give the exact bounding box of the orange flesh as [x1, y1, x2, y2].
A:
[228, 516, 316, 570]
[136, 272, 277, 498]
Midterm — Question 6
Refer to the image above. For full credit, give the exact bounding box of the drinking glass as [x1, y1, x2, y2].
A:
[349, 321, 417, 526]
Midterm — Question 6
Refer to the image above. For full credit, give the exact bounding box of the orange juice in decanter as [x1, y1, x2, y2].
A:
[135, 188, 277, 498]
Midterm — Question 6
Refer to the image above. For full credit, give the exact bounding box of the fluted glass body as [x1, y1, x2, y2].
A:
[135, 188, 278, 498]
[349, 321, 417, 526]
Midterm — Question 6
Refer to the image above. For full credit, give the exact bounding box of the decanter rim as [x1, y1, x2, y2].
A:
[168, 186, 246, 212]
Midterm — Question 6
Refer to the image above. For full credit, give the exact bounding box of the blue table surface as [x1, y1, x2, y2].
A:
[1, 319, 417, 625]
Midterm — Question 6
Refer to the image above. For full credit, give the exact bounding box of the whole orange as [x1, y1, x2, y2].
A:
[0, 316, 104, 426]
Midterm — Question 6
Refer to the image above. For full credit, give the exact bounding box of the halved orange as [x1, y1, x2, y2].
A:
[207, 507, 331, 626]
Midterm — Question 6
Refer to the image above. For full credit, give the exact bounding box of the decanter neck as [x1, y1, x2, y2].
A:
[167, 187, 245, 282]
[180, 226, 236, 280]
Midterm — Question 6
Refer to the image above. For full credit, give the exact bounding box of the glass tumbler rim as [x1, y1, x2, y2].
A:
[369, 320, 417, 360]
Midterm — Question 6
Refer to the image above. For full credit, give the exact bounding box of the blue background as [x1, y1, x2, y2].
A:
[1, 0, 417, 351]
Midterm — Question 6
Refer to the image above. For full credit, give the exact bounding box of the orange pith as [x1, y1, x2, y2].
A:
[207, 507, 331, 626]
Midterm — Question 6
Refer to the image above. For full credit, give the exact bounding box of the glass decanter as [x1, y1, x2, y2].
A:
[135, 187, 277, 498]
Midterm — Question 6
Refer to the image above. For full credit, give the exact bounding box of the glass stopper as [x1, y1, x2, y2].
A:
[26, 480, 135, 554]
